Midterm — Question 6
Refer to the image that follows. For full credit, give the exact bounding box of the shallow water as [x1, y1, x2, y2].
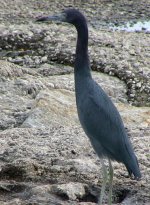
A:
[110, 20, 150, 33]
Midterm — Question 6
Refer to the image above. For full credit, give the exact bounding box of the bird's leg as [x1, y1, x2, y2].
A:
[108, 159, 114, 205]
[98, 158, 108, 205]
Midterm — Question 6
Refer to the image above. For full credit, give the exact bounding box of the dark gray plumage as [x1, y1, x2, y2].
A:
[36, 9, 141, 205]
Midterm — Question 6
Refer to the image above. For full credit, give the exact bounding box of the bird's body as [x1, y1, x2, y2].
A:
[76, 74, 140, 177]
[73, 10, 140, 178]
[36, 9, 141, 204]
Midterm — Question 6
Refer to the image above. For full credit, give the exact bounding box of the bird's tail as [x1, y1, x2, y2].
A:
[125, 155, 141, 180]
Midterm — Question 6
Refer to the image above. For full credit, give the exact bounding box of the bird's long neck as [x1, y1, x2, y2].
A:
[74, 20, 91, 78]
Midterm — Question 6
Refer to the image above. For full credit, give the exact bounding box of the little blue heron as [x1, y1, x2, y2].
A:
[36, 9, 141, 205]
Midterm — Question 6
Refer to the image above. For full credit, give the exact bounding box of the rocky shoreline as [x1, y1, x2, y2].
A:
[0, 0, 150, 204]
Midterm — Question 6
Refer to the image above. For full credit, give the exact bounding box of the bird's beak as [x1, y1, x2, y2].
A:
[36, 12, 66, 23]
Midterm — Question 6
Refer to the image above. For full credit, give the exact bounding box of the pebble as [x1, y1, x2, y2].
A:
[41, 56, 48, 63]
[136, 82, 142, 88]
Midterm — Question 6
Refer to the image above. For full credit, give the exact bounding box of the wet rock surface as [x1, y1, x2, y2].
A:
[0, 0, 150, 205]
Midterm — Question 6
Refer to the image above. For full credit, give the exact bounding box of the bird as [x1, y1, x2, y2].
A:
[36, 9, 141, 205]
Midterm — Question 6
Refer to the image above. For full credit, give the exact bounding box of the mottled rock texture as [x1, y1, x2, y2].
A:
[0, 24, 150, 106]
[0, 0, 150, 205]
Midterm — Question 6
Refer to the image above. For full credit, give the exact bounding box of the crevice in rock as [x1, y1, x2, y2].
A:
[113, 188, 131, 203]
[0, 165, 26, 181]
[77, 185, 131, 204]
[78, 185, 98, 203]
[0, 183, 26, 194]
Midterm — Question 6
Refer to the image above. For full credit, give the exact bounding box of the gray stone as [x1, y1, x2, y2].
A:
[51, 182, 86, 200]
[0, 1, 150, 204]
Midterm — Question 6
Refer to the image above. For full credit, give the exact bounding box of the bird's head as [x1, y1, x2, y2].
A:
[36, 9, 86, 27]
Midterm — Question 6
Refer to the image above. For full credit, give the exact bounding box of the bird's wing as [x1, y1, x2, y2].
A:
[85, 81, 133, 162]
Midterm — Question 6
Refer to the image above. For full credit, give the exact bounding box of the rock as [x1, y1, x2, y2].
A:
[38, 63, 73, 76]
[0, 60, 128, 130]
[0, 60, 24, 78]
[0, 58, 149, 204]
[0, 1, 150, 204]
[0, 23, 150, 106]
[0, 60, 37, 77]
[0, 199, 23, 205]
[22, 89, 78, 128]
[43, 72, 128, 103]
[41, 56, 48, 63]
[51, 182, 86, 200]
